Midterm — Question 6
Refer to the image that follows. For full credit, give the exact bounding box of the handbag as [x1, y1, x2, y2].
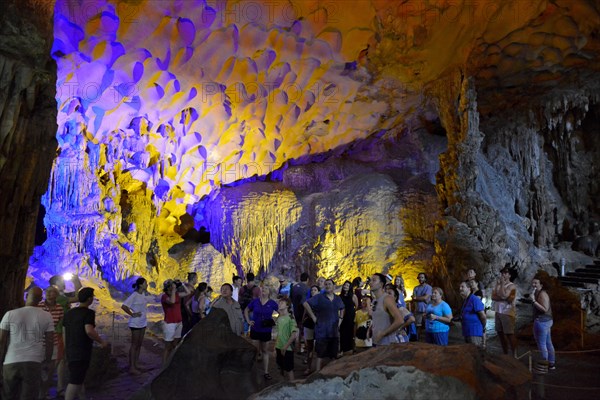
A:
[262, 318, 275, 328]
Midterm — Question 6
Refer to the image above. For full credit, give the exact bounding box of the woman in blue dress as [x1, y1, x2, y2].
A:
[458, 280, 486, 348]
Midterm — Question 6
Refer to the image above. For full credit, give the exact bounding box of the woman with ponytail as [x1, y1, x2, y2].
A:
[122, 277, 152, 374]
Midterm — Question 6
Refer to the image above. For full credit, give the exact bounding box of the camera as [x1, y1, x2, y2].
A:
[174, 280, 183, 289]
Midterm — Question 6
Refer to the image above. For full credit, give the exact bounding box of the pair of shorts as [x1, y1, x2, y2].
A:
[495, 313, 515, 334]
[304, 327, 314, 341]
[68, 359, 91, 384]
[315, 337, 339, 359]
[163, 322, 183, 342]
[293, 309, 304, 326]
[425, 331, 448, 346]
[130, 326, 146, 331]
[2, 362, 42, 399]
[250, 329, 271, 342]
[464, 336, 484, 347]
[414, 312, 426, 327]
[276, 349, 294, 372]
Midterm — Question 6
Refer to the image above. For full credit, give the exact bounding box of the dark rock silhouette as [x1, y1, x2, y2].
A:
[133, 308, 257, 400]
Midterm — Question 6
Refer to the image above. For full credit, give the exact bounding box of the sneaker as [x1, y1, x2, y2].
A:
[533, 367, 548, 374]
[548, 364, 556, 370]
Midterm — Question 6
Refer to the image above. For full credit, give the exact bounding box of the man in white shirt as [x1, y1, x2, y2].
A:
[0, 287, 54, 399]
[232, 275, 242, 302]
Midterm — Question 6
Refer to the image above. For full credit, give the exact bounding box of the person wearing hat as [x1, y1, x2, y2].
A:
[492, 265, 518, 357]
[278, 276, 292, 297]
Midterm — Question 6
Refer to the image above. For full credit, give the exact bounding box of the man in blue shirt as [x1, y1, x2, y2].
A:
[303, 279, 344, 372]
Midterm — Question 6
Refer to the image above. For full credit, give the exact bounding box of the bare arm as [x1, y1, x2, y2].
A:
[413, 287, 431, 302]
[491, 282, 503, 301]
[121, 304, 140, 317]
[85, 324, 108, 348]
[533, 291, 550, 313]
[375, 296, 404, 342]
[303, 302, 317, 323]
[163, 289, 177, 305]
[0, 329, 8, 365]
[244, 307, 254, 326]
[284, 330, 298, 351]
[181, 284, 192, 297]
[352, 294, 358, 309]
[430, 305, 453, 324]
[477, 310, 487, 329]
[506, 285, 516, 304]
[44, 332, 54, 361]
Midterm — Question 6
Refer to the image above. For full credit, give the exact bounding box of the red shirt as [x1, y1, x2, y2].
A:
[161, 293, 182, 323]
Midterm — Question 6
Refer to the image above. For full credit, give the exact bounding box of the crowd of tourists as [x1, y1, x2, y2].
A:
[0, 266, 556, 399]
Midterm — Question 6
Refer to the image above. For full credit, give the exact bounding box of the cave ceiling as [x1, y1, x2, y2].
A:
[49, 0, 600, 217]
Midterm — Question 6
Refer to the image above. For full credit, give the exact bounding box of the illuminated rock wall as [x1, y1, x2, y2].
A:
[29, 0, 440, 290]
[25, 0, 600, 303]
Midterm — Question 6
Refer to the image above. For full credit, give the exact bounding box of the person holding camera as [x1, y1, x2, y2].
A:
[244, 285, 278, 380]
[492, 265, 517, 357]
[161, 279, 191, 367]
[424, 287, 453, 346]
[458, 280, 486, 348]
[211, 283, 244, 336]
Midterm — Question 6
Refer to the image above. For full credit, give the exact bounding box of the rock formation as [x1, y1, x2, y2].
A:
[253, 343, 531, 400]
[0, 0, 595, 325]
[0, 0, 57, 315]
[133, 308, 258, 400]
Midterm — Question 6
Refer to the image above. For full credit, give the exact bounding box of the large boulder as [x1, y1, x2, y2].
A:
[133, 308, 257, 400]
[253, 343, 530, 400]
[84, 345, 118, 389]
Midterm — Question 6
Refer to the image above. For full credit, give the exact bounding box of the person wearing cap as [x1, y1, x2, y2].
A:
[278, 276, 292, 297]
[161, 279, 191, 367]
[492, 265, 518, 357]
[62, 287, 109, 400]
[48, 274, 82, 396]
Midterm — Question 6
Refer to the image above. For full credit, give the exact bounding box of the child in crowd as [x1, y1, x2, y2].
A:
[354, 296, 373, 348]
[275, 297, 298, 381]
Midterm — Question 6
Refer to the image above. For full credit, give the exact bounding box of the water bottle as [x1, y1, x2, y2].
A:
[560, 258, 566, 276]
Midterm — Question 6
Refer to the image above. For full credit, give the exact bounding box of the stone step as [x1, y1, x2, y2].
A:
[558, 276, 599, 284]
[572, 269, 600, 278]
[584, 263, 600, 269]
[558, 279, 585, 288]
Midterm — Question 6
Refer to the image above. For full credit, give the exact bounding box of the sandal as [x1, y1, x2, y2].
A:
[264, 373, 272, 380]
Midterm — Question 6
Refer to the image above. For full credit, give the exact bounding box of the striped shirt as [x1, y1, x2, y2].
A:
[39, 301, 64, 343]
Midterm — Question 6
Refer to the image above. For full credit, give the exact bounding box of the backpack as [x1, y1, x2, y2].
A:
[239, 285, 253, 310]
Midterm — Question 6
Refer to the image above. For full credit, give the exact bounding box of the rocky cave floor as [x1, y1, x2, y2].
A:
[45, 308, 600, 400]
